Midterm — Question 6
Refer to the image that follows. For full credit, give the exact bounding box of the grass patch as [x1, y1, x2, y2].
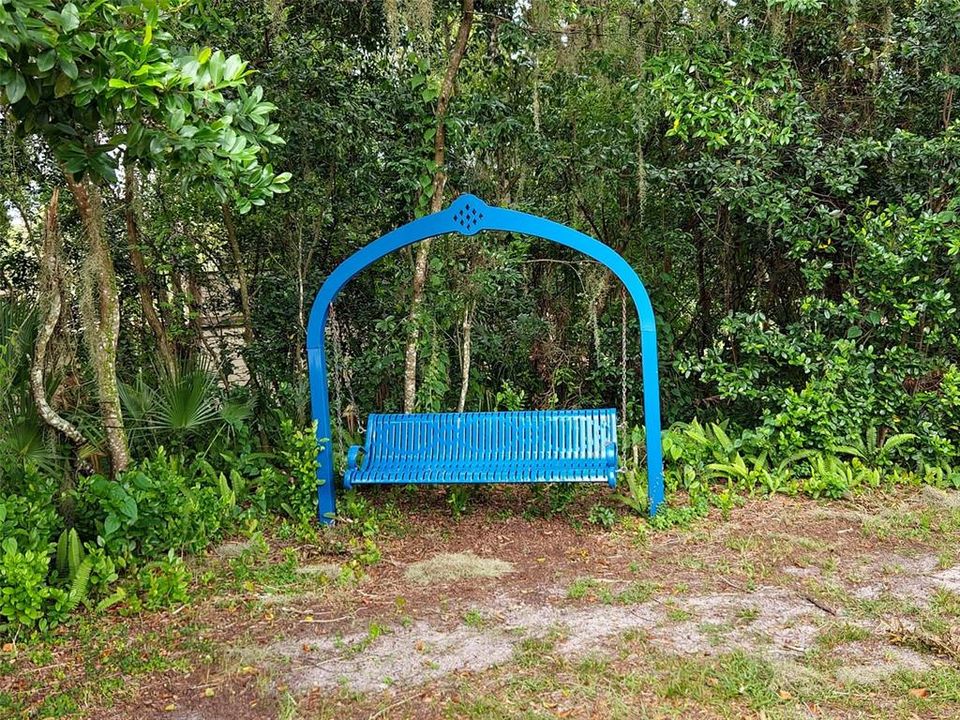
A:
[815, 621, 872, 650]
[462, 609, 487, 628]
[566, 577, 656, 605]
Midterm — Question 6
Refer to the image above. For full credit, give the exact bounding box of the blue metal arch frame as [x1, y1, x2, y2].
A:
[306, 194, 665, 523]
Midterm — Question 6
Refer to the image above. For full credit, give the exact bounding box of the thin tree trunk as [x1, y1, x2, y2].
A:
[67, 176, 130, 475]
[402, 0, 475, 412]
[31, 188, 89, 448]
[943, 62, 954, 129]
[457, 300, 476, 413]
[695, 229, 709, 354]
[10, 198, 36, 248]
[222, 203, 256, 346]
[124, 167, 176, 375]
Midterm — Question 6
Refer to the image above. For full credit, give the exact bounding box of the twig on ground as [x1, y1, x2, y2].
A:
[367, 691, 422, 720]
[803, 595, 838, 615]
[719, 576, 745, 591]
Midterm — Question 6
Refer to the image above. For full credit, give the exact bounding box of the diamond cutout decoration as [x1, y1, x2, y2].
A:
[453, 203, 484, 232]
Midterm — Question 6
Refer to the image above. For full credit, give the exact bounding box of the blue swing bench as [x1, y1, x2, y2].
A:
[307, 194, 665, 523]
[343, 409, 618, 489]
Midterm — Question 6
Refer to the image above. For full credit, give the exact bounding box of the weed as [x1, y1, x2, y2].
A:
[588, 503, 617, 529]
[463, 609, 487, 628]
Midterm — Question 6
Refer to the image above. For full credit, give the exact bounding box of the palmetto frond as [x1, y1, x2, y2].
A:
[149, 358, 220, 433]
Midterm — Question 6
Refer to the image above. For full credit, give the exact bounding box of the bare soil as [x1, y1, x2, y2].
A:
[4, 486, 960, 719]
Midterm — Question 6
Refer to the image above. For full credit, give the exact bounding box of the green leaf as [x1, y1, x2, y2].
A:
[118, 494, 137, 520]
[181, 60, 200, 81]
[846, 326, 863, 339]
[198, 47, 212, 64]
[208, 50, 225, 84]
[61, 2, 81, 32]
[54, 73, 73, 97]
[108, 78, 134, 89]
[5, 73, 25, 103]
[60, 57, 79, 81]
[168, 107, 185, 131]
[76, 32, 97, 51]
[103, 514, 120, 537]
[223, 54, 244, 81]
[37, 50, 58, 73]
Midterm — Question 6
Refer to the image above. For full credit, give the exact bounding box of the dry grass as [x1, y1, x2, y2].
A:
[403, 551, 514, 586]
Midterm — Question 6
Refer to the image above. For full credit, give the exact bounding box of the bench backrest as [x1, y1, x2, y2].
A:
[364, 409, 617, 465]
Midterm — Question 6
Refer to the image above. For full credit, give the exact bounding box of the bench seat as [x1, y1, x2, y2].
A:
[343, 409, 618, 489]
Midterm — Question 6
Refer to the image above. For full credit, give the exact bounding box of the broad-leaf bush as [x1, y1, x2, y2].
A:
[0, 417, 320, 637]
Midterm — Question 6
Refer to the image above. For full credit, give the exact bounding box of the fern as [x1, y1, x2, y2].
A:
[55, 527, 84, 579]
[95, 587, 127, 613]
[616, 469, 648, 515]
[879, 433, 916, 457]
[63, 558, 92, 613]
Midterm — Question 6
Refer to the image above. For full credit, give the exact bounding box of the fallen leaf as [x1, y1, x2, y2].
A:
[778, 689, 794, 700]
[1, 643, 14, 653]
[203, 688, 215, 697]
[239, 665, 257, 675]
[908, 688, 929, 699]
[163, 703, 177, 712]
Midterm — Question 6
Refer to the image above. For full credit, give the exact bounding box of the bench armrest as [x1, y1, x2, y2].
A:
[603, 440, 618, 466]
[604, 440, 618, 488]
[347, 445, 365, 472]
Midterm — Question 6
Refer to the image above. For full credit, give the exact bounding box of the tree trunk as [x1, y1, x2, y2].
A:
[943, 62, 954, 129]
[67, 176, 130, 475]
[402, 0, 475, 412]
[222, 203, 256, 346]
[31, 188, 89, 448]
[124, 167, 176, 375]
[457, 300, 476, 413]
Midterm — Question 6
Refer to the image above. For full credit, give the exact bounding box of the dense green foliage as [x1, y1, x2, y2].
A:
[1, 0, 959, 635]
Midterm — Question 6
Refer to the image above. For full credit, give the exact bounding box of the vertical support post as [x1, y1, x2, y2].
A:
[308, 339, 337, 523]
[640, 326, 664, 515]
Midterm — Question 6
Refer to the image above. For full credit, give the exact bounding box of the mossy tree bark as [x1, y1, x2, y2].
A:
[67, 175, 131, 475]
[456, 299, 475, 413]
[31, 188, 89, 449]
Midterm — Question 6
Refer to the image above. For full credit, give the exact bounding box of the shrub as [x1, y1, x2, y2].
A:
[75, 447, 239, 560]
[136, 551, 191, 610]
[0, 537, 68, 633]
[259, 419, 318, 521]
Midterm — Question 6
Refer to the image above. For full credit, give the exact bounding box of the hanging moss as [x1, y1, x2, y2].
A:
[384, 0, 401, 54]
